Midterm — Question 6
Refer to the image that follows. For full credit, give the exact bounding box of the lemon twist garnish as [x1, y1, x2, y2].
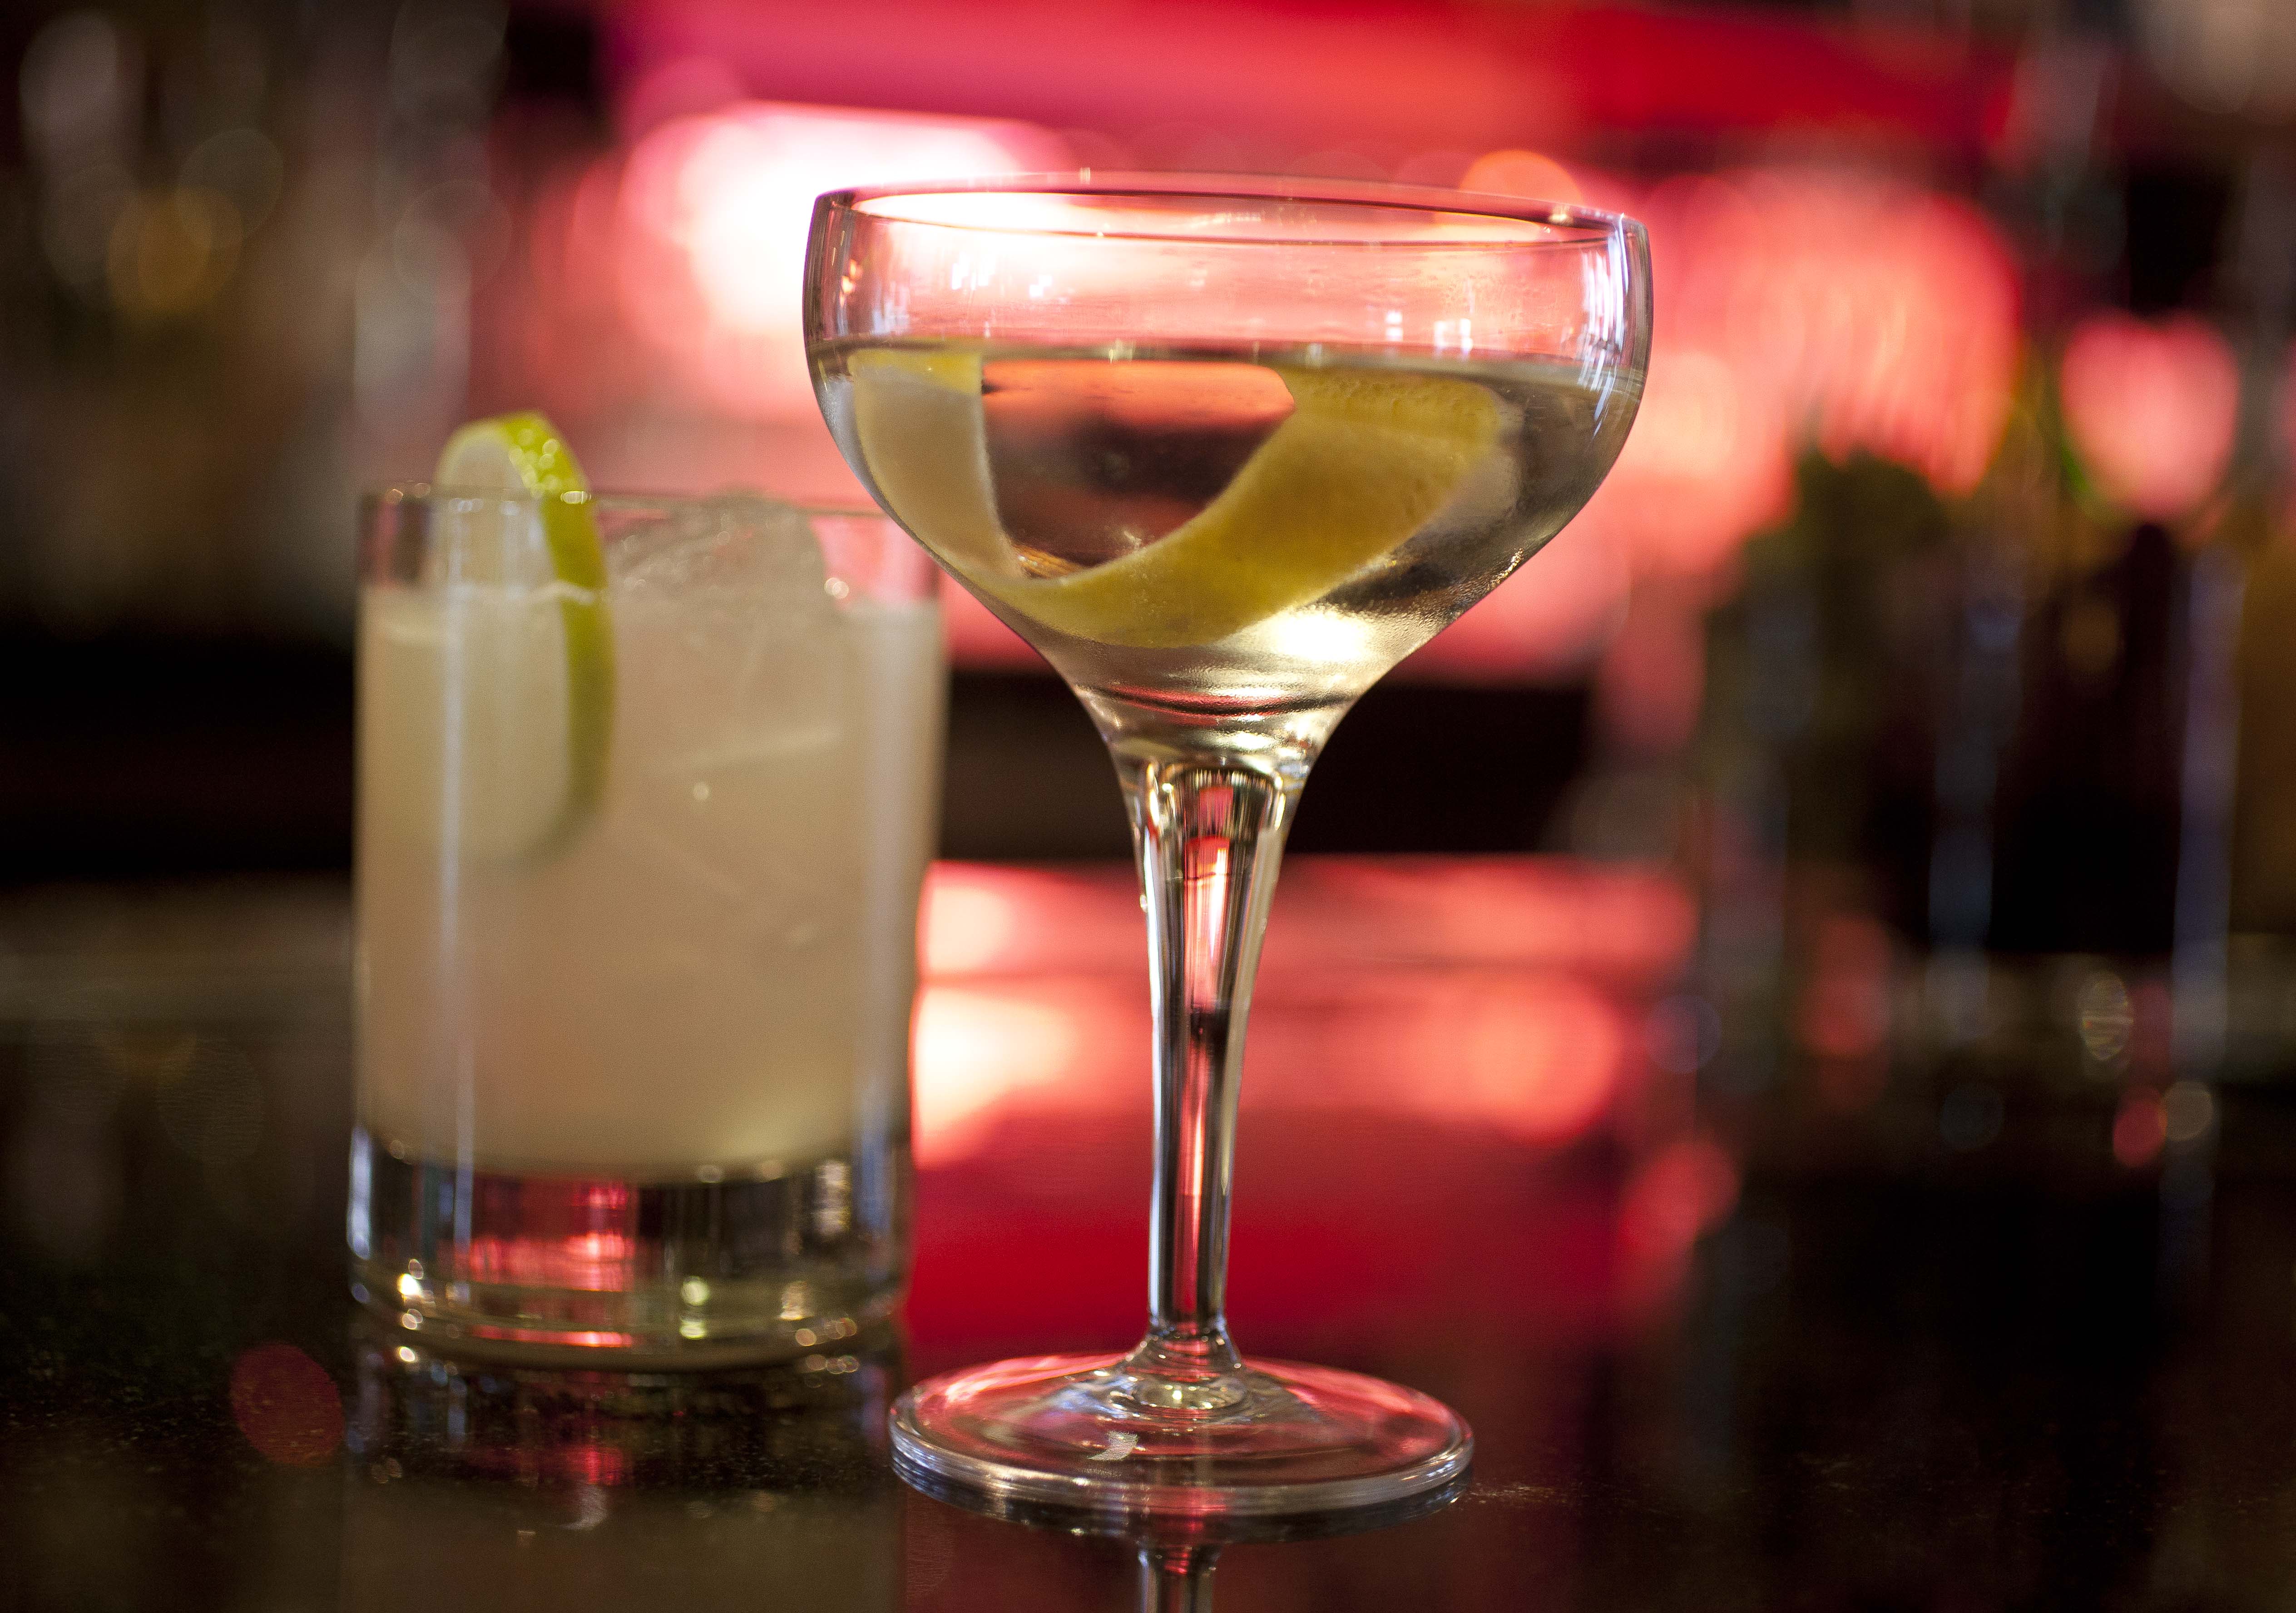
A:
[433, 411, 613, 858]
[848, 347, 1502, 649]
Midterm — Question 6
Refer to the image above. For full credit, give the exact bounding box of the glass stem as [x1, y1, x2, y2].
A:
[1115, 750, 1298, 1405]
[1137, 1545, 1219, 1613]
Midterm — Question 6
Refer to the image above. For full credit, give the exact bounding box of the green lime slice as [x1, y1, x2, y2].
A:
[848, 348, 1502, 649]
[429, 411, 613, 859]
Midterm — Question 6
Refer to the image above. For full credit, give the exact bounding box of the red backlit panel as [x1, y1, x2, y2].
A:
[611, 0, 2014, 159]
[906, 856, 1727, 1359]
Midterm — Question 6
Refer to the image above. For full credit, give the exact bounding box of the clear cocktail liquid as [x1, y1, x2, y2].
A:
[814, 339, 1639, 734]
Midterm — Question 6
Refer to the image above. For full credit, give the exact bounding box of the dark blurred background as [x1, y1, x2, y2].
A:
[9, 9, 2296, 1608]
[4, 0, 2288, 891]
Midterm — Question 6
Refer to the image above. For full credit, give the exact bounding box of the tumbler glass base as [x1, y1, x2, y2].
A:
[890, 1352, 1471, 1519]
[347, 1128, 903, 1366]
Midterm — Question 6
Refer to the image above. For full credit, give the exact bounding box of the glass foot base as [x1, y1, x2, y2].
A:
[891, 1352, 1471, 1519]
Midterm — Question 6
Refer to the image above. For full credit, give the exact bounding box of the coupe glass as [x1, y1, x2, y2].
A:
[804, 174, 1649, 1516]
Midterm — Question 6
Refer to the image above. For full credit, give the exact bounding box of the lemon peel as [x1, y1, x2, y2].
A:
[848, 347, 1501, 649]
[431, 411, 613, 858]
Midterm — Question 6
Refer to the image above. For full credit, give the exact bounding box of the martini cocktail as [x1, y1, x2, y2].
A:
[806, 176, 1650, 1517]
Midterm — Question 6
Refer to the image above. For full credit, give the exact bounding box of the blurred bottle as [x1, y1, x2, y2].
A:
[1693, 449, 1960, 1107]
[1691, 371, 2223, 1174]
[1987, 517, 2187, 958]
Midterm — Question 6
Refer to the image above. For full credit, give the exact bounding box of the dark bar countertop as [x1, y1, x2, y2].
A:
[4, 867, 2293, 1611]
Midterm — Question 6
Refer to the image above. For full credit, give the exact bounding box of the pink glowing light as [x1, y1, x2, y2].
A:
[911, 983, 1087, 1164]
[1458, 148, 1584, 206]
[920, 864, 1145, 978]
[937, 580, 1045, 670]
[1592, 584, 1712, 757]
[1618, 1137, 1740, 1259]
[613, 102, 1063, 418]
[569, 1444, 630, 1489]
[1681, 170, 2020, 498]
[1395, 145, 1638, 683]
[1313, 971, 1623, 1143]
[910, 971, 1629, 1162]
[1581, 344, 1792, 583]
[1796, 915, 1894, 1061]
[2061, 312, 2240, 522]
[612, 0, 2014, 160]
[918, 859, 1695, 985]
[1416, 166, 2014, 690]
[908, 858, 1694, 1163]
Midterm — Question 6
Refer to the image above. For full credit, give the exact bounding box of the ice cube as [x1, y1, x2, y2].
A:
[607, 492, 832, 610]
[609, 494, 846, 763]
[602, 494, 863, 918]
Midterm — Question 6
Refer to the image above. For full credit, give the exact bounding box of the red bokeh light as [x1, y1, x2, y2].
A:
[2113, 1090, 2167, 1168]
[458, 1180, 638, 1290]
[229, 1342, 343, 1467]
[1673, 170, 2020, 499]
[2060, 312, 2239, 522]
[1581, 342, 1793, 584]
[1424, 163, 2018, 689]
[1398, 527, 1629, 684]
[1459, 149, 1583, 206]
[1797, 915, 1894, 1062]
[920, 857, 1694, 984]
[1619, 1136, 1740, 1261]
[614, 0, 2014, 160]
[901, 856, 1722, 1351]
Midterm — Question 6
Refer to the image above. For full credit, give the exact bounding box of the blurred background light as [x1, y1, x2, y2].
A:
[610, 102, 1064, 421]
[228, 1341, 344, 1467]
[910, 859, 1690, 1165]
[2137, 0, 2296, 119]
[2059, 312, 2241, 522]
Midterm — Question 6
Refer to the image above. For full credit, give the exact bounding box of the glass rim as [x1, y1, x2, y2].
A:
[816, 170, 1643, 248]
